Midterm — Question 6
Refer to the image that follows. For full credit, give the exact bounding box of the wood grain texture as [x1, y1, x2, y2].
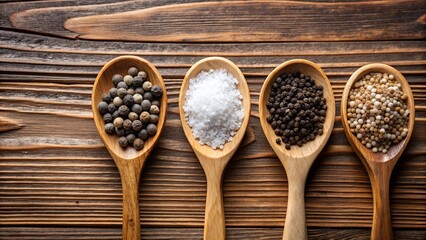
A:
[0, 0, 425, 239]
[4, 0, 425, 42]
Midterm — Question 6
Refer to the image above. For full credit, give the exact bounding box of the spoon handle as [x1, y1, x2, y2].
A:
[283, 177, 308, 240]
[119, 164, 142, 240]
[370, 164, 393, 240]
[204, 171, 226, 240]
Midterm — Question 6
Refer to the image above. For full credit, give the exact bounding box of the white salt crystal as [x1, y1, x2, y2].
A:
[183, 69, 244, 149]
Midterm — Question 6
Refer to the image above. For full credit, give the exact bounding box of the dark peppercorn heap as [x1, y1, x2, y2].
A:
[266, 72, 327, 149]
[97, 67, 163, 150]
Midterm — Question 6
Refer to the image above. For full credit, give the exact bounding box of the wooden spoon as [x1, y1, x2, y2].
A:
[178, 57, 251, 240]
[341, 63, 415, 240]
[259, 59, 335, 240]
[92, 56, 167, 240]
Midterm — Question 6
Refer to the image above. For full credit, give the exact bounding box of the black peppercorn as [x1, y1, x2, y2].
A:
[138, 129, 148, 140]
[276, 138, 281, 144]
[146, 123, 157, 135]
[123, 119, 132, 130]
[109, 88, 118, 98]
[118, 105, 130, 117]
[115, 127, 126, 137]
[143, 92, 153, 101]
[132, 120, 143, 132]
[150, 114, 159, 124]
[102, 93, 112, 103]
[133, 138, 144, 150]
[117, 82, 128, 90]
[126, 134, 136, 145]
[104, 123, 115, 134]
[131, 104, 143, 114]
[98, 101, 109, 115]
[141, 100, 151, 111]
[135, 87, 144, 95]
[151, 100, 161, 107]
[108, 103, 117, 114]
[128, 67, 138, 77]
[133, 76, 143, 87]
[266, 72, 326, 149]
[112, 111, 120, 120]
[123, 95, 134, 107]
[117, 88, 127, 98]
[151, 85, 163, 97]
[112, 74, 123, 86]
[118, 136, 128, 147]
[127, 88, 135, 96]
[103, 113, 113, 123]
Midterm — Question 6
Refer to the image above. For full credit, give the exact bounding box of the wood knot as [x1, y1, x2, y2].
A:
[0, 117, 24, 133]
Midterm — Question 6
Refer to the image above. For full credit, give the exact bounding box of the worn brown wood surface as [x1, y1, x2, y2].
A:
[0, 0, 425, 239]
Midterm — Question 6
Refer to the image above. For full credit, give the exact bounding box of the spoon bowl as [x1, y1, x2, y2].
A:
[259, 59, 335, 240]
[341, 63, 415, 240]
[92, 56, 167, 240]
[179, 57, 250, 239]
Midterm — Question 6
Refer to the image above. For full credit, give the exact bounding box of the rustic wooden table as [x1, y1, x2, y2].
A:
[0, 0, 425, 239]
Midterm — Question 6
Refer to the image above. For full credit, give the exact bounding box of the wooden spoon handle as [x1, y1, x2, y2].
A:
[283, 178, 308, 240]
[370, 166, 393, 240]
[119, 164, 142, 240]
[204, 172, 226, 240]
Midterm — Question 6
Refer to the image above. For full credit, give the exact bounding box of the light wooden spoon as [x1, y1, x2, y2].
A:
[178, 57, 251, 240]
[92, 56, 167, 240]
[341, 63, 415, 240]
[259, 59, 335, 240]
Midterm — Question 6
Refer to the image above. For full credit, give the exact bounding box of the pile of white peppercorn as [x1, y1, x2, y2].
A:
[346, 72, 409, 153]
[97, 66, 163, 150]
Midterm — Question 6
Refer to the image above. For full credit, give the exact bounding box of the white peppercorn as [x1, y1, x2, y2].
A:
[127, 88, 135, 96]
[133, 94, 143, 104]
[124, 75, 133, 86]
[140, 111, 150, 123]
[142, 81, 152, 91]
[138, 71, 147, 80]
[113, 117, 124, 128]
[150, 105, 160, 114]
[128, 112, 139, 121]
[113, 97, 123, 107]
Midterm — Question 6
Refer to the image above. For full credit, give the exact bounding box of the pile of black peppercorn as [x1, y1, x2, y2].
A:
[97, 66, 163, 150]
[266, 72, 326, 149]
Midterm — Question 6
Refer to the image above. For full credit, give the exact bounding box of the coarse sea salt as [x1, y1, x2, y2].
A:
[183, 69, 244, 149]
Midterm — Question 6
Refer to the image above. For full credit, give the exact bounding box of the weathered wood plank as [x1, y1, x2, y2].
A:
[0, 227, 425, 240]
[3, 1, 425, 41]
